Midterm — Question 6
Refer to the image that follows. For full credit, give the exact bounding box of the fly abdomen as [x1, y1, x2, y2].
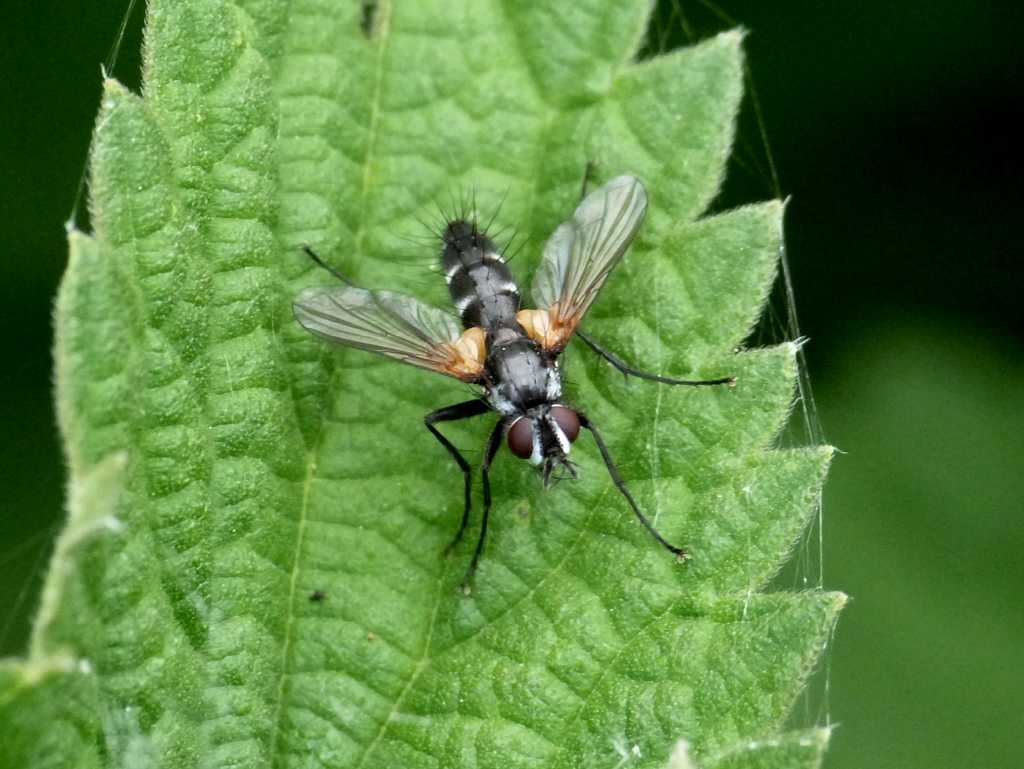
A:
[442, 220, 520, 330]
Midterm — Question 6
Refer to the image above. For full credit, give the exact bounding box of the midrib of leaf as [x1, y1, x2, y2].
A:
[267, 448, 317, 759]
[266, 1, 399, 759]
[352, 0, 391, 264]
[269, 4, 460, 763]
[353, 564, 445, 769]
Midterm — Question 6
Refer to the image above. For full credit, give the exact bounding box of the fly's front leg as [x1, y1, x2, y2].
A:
[578, 412, 690, 561]
[577, 330, 736, 387]
[462, 418, 507, 594]
[424, 399, 491, 556]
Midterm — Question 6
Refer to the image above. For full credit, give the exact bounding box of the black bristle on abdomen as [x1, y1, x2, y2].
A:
[442, 219, 521, 331]
[441, 219, 489, 256]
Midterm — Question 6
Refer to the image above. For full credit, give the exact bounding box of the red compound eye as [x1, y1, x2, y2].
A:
[551, 406, 580, 443]
[507, 417, 534, 459]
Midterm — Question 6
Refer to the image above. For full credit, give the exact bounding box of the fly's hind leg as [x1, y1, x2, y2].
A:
[577, 330, 736, 387]
[424, 400, 492, 556]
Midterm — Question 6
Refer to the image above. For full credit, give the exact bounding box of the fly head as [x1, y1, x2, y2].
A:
[506, 404, 581, 488]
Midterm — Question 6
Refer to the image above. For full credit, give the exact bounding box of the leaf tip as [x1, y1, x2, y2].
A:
[95, 77, 140, 138]
[100, 76, 133, 105]
[713, 27, 749, 66]
[717, 27, 749, 48]
[812, 724, 836, 745]
[823, 590, 849, 618]
[762, 195, 788, 224]
[785, 336, 811, 361]
[817, 443, 837, 466]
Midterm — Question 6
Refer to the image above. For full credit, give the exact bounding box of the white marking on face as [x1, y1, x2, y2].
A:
[530, 420, 544, 466]
[444, 262, 461, 283]
[549, 417, 572, 456]
[484, 249, 505, 263]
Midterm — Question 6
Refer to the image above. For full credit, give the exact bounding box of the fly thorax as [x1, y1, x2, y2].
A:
[485, 334, 556, 414]
[488, 366, 560, 417]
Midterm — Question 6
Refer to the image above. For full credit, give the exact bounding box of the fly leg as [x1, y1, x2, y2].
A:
[579, 159, 598, 201]
[577, 412, 690, 561]
[301, 244, 361, 287]
[577, 330, 736, 387]
[462, 418, 506, 593]
[424, 400, 492, 557]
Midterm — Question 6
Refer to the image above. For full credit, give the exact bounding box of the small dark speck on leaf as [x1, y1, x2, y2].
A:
[360, 0, 378, 38]
[513, 499, 532, 521]
[309, 590, 326, 602]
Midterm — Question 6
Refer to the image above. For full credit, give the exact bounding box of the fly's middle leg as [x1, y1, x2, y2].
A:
[577, 330, 736, 387]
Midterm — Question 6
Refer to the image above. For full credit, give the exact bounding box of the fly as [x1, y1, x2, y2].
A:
[294, 174, 735, 591]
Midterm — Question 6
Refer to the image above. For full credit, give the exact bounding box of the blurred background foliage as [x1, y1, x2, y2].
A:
[0, 1, 1019, 768]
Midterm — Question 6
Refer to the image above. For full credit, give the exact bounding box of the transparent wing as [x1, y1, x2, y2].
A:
[294, 285, 484, 381]
[530, 174, 648, 349]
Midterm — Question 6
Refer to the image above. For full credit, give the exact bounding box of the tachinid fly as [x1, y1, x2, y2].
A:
[294, 175, 735, 591]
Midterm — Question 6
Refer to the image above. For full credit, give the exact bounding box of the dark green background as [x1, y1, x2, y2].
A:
[1, 2, 1020, 767]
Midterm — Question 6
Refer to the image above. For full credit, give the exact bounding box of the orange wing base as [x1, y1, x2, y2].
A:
[516, 306, 576, 351]
[441, 326, 487, 381]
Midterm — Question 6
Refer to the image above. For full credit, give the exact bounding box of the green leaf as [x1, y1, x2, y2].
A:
[3, 2, 842, 767]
